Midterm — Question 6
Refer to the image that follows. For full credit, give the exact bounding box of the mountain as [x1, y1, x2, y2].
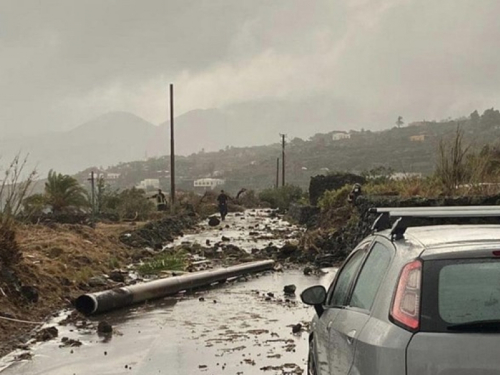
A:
[0, 112, 168, 176]
[161, 96, 370, 155]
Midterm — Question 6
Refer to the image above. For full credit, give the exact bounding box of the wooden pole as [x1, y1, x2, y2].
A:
[170, 84, 175, 211]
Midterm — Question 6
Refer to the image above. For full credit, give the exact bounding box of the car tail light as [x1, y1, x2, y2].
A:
[390, 260, 422, 331]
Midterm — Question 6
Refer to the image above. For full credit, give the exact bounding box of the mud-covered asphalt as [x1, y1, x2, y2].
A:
[0, 211, 337, 375]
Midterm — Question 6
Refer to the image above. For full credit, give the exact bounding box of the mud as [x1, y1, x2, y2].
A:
[0, 210, 334, 375]
[0, 269, 336, 374]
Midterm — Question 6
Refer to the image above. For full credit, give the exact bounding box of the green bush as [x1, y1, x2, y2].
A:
[115, 188, 155, 221]
[137, 252, 186, 276]
[318, 185, 351, 211]
[258, 185, 304, 210]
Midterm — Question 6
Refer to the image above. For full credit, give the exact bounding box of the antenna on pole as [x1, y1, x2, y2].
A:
[170, 83, 176, 212]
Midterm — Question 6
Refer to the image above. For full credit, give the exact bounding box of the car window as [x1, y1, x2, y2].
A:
[439, 260, 500, 324]
[349, 242, 393, 311]
[327, 248, 367, 307]
[421, 258, 500, 332]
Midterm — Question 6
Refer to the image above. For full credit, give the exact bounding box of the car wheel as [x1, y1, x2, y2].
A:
[308, 340, 317, 375]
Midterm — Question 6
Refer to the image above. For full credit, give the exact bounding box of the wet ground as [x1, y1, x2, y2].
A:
[0, 211, 336, 375]
[170, 210, 304, 253]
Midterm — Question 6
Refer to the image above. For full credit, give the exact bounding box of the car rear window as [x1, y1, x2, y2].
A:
[421, 259, 500, 332]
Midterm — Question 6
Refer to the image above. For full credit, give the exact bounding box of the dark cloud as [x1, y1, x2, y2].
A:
[1, 0, 500, 137]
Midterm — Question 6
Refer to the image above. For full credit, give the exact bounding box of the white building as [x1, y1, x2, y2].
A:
[194, 178, 225, 190]
[106, 173, 121, 180]
[332, 132, 351, 141]
[137, 178, 160, 190]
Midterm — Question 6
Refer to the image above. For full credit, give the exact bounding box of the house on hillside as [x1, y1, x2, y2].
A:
[136, 178, 160, 191]
[410, 135, 426, 142]
[193, 178, 225, 190]
[332, 132, 351, 141]
[106, 173, 121, 180]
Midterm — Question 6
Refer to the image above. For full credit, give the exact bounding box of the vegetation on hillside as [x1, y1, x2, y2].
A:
[68, 108, 500, 193]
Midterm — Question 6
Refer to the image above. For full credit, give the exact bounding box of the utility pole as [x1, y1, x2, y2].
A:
[280, 134, 286, 187]
[275, 157, 280, 189]
[88, 171, 95, 226]
[170, 83, 176, 212]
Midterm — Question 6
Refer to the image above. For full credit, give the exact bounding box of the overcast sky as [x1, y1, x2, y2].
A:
[2, 0, 500, 137]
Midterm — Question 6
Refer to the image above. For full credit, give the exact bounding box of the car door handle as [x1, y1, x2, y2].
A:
[346, 330, 356, 345]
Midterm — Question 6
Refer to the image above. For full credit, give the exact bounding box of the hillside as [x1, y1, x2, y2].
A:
[75, 109, 500, 193]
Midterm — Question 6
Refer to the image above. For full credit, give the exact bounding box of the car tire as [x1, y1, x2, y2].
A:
[308, 340, 317, 375]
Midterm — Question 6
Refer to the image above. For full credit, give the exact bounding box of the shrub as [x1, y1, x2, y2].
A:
[318, 185, 352, 211]
[137, 252, 186, 276]
[115, 188, 155, 221]
[258, 185, 303, 211]
[0, 154, 37, 267]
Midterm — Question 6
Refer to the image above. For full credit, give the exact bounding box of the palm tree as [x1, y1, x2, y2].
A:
[44, 170, 89, 213]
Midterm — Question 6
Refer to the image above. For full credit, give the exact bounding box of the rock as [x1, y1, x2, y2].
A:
[277, 243, 299, 260]
[205, 239, 211, 246]
[249, 232, 259, 236]
[88, 276, 108, 287]
[199, 297, 205, 302]
[97, 321, 113, 334]
[20, 286, 39, 303]
[109, 271, 125, 283]
[303, 267, 313, 276]
[60, 337, 82, 348]
[35, 326, 58, 342]
[15, 352, 32, 361]
[292, 323, 302, 334]
[208, 217, 220, 227]
[267, 292, 274, 298]
[221, 236, 230, 242]
[284, 284, 296, 295]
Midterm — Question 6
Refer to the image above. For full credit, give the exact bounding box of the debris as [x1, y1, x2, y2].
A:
[208, 217, 220, 227]
[284, 284, 296, 295]
[292, 323, 302, 334]
[267, 292, 274, 297]
[97, 321, 113, 334]
[221, 236, 230, 242]
[35, 326, 58, 342]
[199, 297, 205, 302]
[20, 286, 39, 303]
[109, 271, 125, 283]
[303, 266, 313, 276]
[59, 337, 82, 348]
[88, 276, 108, 287]
[15, 352, 32, 361]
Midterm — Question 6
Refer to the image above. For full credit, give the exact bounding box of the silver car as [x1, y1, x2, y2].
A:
[301, 207, 500, 375]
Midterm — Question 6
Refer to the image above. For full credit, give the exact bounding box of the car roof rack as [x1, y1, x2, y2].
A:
[370, 206, 500, 241]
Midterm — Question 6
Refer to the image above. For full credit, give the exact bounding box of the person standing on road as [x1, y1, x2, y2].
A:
[149, 189, 167, 211]
[217, 190, 229, 221]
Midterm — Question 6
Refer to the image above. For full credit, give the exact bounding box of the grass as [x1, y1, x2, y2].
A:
[137, 252, 187, 276]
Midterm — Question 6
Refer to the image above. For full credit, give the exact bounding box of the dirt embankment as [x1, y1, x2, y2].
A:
[0, 214, 197, 357]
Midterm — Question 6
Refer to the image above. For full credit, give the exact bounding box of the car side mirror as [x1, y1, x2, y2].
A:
[301, 285, 326, 317]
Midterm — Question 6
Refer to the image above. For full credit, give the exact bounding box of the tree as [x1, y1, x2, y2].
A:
[44, 170, 89, 213]
[396, 116, 404, 128]
[116, 188, 155, 220]
[470, 110, 480, 125]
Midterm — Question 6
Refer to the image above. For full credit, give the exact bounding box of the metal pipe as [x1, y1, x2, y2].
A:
[75, 260, 275, 315]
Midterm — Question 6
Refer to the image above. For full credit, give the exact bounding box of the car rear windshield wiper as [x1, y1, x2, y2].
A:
[447, 320, 500, 332]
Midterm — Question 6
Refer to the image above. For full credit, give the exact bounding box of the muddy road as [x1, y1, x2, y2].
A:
[0, 211, 337, 375]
